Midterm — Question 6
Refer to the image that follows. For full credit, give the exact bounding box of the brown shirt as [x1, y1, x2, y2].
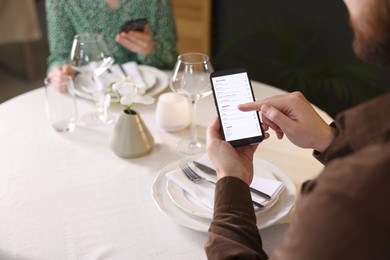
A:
[205, 93, 390, 259]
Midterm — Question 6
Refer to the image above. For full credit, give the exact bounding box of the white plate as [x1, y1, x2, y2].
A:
[166, 181, 214, 219]
[72, 65, 168, 100]
[138, 65, 169, 97]
[166, 159, 281, 220]
[151, 158, 296, 232]
[139, 67, 157, 90]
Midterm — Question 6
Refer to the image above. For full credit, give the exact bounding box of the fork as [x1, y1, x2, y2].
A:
[179, 161, 264, 208]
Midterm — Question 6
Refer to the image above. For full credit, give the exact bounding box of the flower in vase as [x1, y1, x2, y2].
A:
[109, 77, 155, 115]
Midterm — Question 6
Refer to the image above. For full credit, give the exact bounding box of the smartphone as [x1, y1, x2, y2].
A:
[120, 18, 148, 33]
[210, 68, 264, 147]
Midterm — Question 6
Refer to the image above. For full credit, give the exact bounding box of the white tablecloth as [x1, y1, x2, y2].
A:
[0, 81, 332, 259]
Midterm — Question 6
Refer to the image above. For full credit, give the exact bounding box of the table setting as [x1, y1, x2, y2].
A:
[153, 153, 295, 233]
[0, 42, 333, 258]
[72, 63, 169, 101]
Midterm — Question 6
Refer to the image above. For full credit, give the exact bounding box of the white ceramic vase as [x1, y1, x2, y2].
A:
[109, 110, 154, 158]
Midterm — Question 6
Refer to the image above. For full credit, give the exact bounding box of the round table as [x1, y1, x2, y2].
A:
[0, 81, 332, 259]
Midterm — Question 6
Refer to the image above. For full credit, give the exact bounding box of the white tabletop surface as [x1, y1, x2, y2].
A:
[0, 79, 332, 259]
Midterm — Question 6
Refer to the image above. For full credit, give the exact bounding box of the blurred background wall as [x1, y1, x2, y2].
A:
[211, 0, 389, 117]
[0, 0, 388, 118]
[0, 0, 48, 103]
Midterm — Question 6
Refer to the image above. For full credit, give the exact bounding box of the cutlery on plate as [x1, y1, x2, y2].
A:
[193, 161, 272, 200]
[119, 64, 128, 76]
[179, 161, 264, 208]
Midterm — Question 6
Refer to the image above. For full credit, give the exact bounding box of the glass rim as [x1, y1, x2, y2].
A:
[73, 33, 104, 43]
[177, 52, 210, 64]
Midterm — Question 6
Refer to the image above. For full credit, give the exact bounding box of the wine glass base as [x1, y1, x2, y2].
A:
[81, 112, 115, 126]
[176, 138, 206, 155]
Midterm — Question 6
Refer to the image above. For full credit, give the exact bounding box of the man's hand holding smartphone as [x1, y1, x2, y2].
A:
[210, 68, 264, 147]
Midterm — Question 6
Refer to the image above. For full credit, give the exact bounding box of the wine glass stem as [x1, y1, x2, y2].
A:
[190, 100, 198, 144]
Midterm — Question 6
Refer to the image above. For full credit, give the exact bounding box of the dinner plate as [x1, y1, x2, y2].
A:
[151, 157, 296, 232]
[166, 159, 281, 219]
[139, 67, 157, 89]
[166, 181, 214, 219]
[72, 65, 168, 100]
[138, 65, 169, 97]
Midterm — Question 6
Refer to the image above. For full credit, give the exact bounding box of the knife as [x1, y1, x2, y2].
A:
[119, 64, 128, 77]
[193, 161, 272, 200]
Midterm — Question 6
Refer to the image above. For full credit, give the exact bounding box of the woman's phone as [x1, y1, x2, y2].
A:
[210, 68, 264, 147]
[120, 18, 148, 33]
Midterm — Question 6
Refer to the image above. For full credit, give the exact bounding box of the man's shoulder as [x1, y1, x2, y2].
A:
[312, 142, 390, 223]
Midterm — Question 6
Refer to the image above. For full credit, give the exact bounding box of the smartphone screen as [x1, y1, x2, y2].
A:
[210, 68, 264, 147]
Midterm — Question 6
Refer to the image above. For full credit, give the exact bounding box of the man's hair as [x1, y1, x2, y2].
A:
[351, 0, 390, 65]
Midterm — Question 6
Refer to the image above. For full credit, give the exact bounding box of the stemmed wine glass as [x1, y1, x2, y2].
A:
[70, 33, 115, 125]
[170, 52, 214, 154]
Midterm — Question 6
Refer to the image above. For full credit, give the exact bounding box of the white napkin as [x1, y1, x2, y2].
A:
[167, 169, 215, 209]
[167, 155, 285, 211]
[94, 72, 121, 91]
[196, 154, 285, 199]
[122, 62, 147, 88]
[109, 62, 147, 88]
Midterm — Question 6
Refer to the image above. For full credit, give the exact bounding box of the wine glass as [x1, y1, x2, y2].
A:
[170, 52, 214, 154]
[70, 33, 115, 125]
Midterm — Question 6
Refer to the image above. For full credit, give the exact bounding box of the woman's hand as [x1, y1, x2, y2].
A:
[239, 91, 336, 153]
[48, 65, 73, 92]
[206, 117, 259, 185]
[115, 25, 154, 56]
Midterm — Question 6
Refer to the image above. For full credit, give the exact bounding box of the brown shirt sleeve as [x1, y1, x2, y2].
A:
[272, 143, 390, 259]
[205, 177, 268, 259]
[314, 93, 390, 164]
[206, 93, 390, 259]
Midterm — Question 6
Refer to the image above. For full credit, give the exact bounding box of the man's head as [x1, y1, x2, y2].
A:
[344, 0, 390, 65]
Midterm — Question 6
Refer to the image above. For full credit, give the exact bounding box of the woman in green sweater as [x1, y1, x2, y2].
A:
[46, 0, 177, 80]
